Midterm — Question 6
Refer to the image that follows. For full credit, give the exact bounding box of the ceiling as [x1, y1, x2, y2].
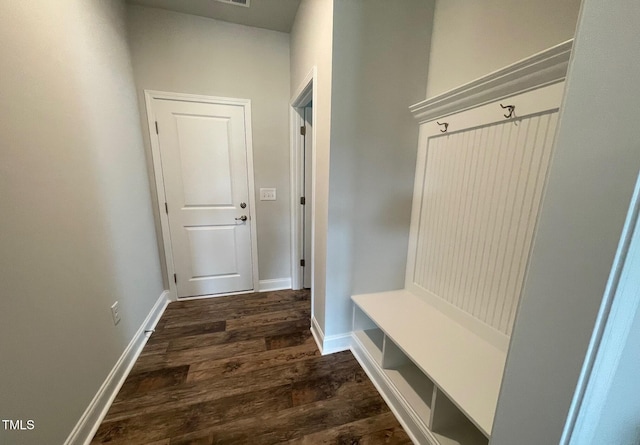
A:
[127, 0, 301, 33]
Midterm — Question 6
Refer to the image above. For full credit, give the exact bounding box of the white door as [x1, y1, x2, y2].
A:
[152, 97, 254, 298]
[303, 106, 313, 288]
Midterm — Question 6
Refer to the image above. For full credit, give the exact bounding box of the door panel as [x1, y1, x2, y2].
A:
[154, 98, 253, 297]
[186, 226, 239, 277]
[175, 115, 234, 206]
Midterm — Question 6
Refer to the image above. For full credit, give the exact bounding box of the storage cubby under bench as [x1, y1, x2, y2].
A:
[351, 290, 507, 445]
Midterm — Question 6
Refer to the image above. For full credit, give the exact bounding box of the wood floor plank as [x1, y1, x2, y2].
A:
[129, 342, 172, 374]
[138, 341, 169, 355]
[116, 365, 189, 400]
[186, 337, 318, 383]
[162, 300, 310, 329]
[357, 427, 414, 445]
[290, 364, 369, 407]
[169, 437, 210, 445]
[93, 385, 293, 444]
[132, 322, 312, 375]
[105, 349, 356, 422]
[165, 338, 267, 366]
[164, 289, 308, 313]
[166, 318, 310, 352]
[146, 320, 226, 344]
[265, 330, 312, 350]
[92, 289, 409, 445]
[168, 381, 389, 445]
[225, 307, 311, 330]
[279, 412, 411, 445]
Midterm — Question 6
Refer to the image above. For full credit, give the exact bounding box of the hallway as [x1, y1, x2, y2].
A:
[91, 290, 410, 444]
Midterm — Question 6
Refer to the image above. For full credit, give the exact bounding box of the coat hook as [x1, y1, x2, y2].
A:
[436, 121, 449, 133]
[500, 104, 515, 119]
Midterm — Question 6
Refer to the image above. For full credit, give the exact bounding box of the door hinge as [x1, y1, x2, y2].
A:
[164, 202, 168, 214]
[300, 196, 306, 205]
[155, 121, 159, 134]
[174, 273, 177, 284]
[300, 259, 305, 267]
[300, 126, 306, 136]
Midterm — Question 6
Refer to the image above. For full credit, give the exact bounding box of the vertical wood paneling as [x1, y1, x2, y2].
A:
[413, 112, 558, 335]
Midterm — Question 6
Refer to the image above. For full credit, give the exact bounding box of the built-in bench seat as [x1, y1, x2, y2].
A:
[351, 289, 507, 445]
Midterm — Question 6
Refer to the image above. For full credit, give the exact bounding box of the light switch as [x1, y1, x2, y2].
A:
[260, 188, 276, 201]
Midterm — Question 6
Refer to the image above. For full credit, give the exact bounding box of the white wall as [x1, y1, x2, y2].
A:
[426, 0, 581, 98]
[587, 277, 640, 445]
[126, 5, 292, 284]
[491, 0, 640, 442]
[568, 178, 640, 444]
[0, 1, 164, 443]
[324, 0, 434, 337]
[290, 0, 334, 330]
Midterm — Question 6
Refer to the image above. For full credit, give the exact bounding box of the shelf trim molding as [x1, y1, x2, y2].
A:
[410, 39, 573, 123]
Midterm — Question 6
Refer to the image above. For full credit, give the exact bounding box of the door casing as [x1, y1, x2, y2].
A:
[290, 67, 317, 295]
[145, 90, 259, 301]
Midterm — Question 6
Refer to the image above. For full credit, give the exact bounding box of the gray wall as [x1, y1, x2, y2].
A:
[491, 0, 640, 443]
[0, 1, 164, 443]
[426, 0, 581, 98]
[126, 5, 292, 284]
[323, 0, 434, 336]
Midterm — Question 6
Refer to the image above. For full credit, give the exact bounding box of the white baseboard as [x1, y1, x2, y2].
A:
[310, 316, 324, 352]
[64, 290, 170, 445]
[350, 333, 438, 445]
[258, 277, 292, 292]
[310, 316, 351, 355]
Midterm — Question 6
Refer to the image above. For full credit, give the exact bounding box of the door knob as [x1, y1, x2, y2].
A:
[235, 215, 248, 222]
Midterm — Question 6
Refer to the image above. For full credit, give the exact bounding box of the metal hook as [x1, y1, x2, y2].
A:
[436, 121, 449, 133]
[500, 104, 515, 119]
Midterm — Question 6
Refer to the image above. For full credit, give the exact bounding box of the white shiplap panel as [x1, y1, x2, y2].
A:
[491, 117, 540, 331]
[459, 126, 489, 315]
[413, 111, 558, 334]
[502, 113, 559, 335]
[484, 118, 531, 327]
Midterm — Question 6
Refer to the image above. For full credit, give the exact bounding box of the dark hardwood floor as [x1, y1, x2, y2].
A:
[91, 289, 412, 445]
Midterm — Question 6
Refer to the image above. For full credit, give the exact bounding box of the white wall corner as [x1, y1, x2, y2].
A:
[258, 278, 292, 292]
[310, 316, 350, 355]
[64, 290, 170, 445]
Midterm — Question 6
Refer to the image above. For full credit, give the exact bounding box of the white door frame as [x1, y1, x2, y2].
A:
[144, 90, 260, 301]
[290, 67, 317, 294]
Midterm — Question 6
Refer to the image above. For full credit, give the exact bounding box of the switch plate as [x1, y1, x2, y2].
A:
[260, 188, 276, 201]
[110, 301, 121, 325]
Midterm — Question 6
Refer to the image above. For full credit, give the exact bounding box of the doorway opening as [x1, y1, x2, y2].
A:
[290, 68, 316, 296]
